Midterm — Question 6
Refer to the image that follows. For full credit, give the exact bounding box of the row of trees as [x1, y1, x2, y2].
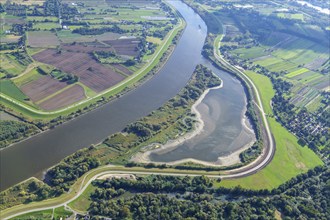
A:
[72, 25, 127, 35]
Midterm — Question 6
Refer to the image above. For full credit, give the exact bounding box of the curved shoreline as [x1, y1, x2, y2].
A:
[131, 80, 255, 167]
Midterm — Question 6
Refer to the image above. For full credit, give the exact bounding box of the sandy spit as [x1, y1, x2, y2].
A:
[131, 79, 256, 167]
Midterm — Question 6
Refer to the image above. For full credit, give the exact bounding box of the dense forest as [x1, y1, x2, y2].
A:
[87, 165, 329, 219]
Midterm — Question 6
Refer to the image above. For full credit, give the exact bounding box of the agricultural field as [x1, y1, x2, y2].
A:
[20, 76, 67, 102]
[0, 52, 32, 77]
[230, 30, 329, 111]
[33, 22, 61, 30]
[0, 80, 28, 101]
[32, 49, 126, 92]
[38, 84, 86, 110]
[27, 31, 60, 47]
[0, 0, 179, 113]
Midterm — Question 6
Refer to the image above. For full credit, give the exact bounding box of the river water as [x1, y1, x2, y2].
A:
[0, 1, 252, 191]
[149, 61, 255, 163]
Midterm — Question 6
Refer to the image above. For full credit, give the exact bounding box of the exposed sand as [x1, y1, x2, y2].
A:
[131, 79, 256, 167]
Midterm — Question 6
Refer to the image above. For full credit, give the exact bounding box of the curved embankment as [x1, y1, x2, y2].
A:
[210, 27, 275, 178]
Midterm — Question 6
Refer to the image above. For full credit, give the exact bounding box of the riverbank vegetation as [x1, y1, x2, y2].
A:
[0, 120, 39, 148]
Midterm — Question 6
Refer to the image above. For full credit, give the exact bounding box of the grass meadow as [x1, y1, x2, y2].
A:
[219, 70, 323, 190]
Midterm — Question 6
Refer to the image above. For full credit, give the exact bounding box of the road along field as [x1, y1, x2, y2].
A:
[1, 0, 183, 119]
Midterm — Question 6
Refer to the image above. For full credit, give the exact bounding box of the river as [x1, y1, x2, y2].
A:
[0, 0, 252, 191]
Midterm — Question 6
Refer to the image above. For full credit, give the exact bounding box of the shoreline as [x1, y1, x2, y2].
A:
[132, 79, 257, 167]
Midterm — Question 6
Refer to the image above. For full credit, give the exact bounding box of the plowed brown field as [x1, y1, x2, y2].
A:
[104, 38, 140, 57]
[112, 64, 133, 75]
[20, 76, 67, 102]
[33, 49, 126, 92]
[39, 84, 86, 110]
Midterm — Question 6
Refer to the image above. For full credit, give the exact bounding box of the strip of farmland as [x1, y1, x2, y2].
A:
[38, 85, 86, 110]
[112, 64, 133, 75]
[27, 31, 60, 48]
[104, 38, 140, 57]
[20, 76, 67, 102]
[61, 44, 114, 53]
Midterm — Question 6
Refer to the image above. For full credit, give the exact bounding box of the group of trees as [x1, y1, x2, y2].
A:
[72, 25, 127, 35]
[87, 165, 329, 219]
[45, 149, 100, 191]
[43, 0, 78, 19]
[2, 2, 26, 16]
[0, 120, 38, 148]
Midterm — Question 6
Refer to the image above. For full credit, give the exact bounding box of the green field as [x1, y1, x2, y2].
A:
[27, 16, 58, 22]
[13, 206, 72, 220]
[267, 60, 298, 73]
[13, 68, 43, 87]
[245, 71, 274, 115]
[68, 184, 96, 213]
[33, 22, 61, 30]
[305, 95, 324, 112]
[0, 53, 27, 76]
[277, 13, 304, 21]
[285, 68, 309, 78]
[254, 56, 283, 67]
[233, 47, 268, 59]
[219, 71, 323, 190]
[0, 80, 28, 101]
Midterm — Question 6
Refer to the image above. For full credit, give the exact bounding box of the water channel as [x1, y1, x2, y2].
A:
[0, 0, 253, 191]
